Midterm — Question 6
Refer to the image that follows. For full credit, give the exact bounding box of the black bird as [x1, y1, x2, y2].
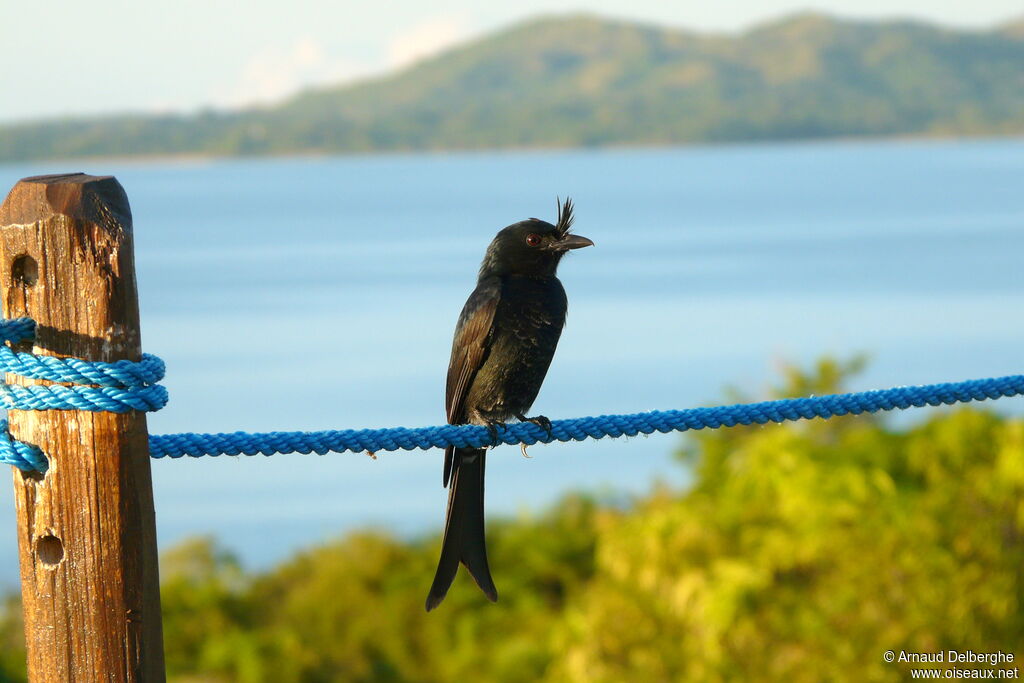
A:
[425, 198, 593, 611]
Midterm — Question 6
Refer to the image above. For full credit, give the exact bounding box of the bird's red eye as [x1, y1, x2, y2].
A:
[526, 233, 542, 247]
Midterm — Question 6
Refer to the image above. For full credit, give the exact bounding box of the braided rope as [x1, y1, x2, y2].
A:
[0, 318, 36, 345]
[0, 420, 48, 472]
[147, 374, 1024, 459]
[0, 318, 167, 415]
[0, 346, 165, 387]
[0, 318, 168, 471]
[0, 383, 168, 412]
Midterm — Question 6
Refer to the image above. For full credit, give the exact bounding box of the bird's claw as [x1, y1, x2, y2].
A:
[517, 414, 553, 440]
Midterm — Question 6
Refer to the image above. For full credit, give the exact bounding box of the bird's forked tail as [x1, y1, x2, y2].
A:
[425, 447, 498, 611]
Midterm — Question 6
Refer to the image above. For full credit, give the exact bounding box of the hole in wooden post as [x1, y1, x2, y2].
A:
[36, 535, 64, 567]
[19, 468, 44, 483]
[11, 254, 38, 287]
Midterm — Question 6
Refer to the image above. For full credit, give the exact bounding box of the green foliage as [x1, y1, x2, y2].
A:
[558, 364, 1023, 681]
[158, 537, 263, 681]
[0, 595, 26, 682]
[0, 358, 1020, 681]
[159, 498, 604, 683]
[2, 13, 1024, 161]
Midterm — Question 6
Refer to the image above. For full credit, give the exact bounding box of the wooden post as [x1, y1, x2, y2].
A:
[0, 174, 165, 680]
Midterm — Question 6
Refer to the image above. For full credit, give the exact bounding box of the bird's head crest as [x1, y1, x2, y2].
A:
[555, 197, 575, 236]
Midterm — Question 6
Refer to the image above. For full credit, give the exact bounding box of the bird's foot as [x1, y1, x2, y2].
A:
[483, 419, 507, 446]
[520, 443, 532, 459]
[517, 414, 553, 440]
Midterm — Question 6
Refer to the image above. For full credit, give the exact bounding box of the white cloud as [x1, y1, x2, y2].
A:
[204, 18, 471, 113]
[217, 37, 371, 109]
[386, 17, 469, 69]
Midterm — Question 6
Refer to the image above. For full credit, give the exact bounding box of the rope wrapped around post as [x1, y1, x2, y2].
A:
[0, 318, 167, 471]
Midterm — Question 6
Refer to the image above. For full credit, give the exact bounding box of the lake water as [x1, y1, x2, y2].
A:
[1, 138, 1023, 584]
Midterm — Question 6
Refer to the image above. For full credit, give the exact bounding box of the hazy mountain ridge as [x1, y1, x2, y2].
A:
[2, 11, 1023, 161]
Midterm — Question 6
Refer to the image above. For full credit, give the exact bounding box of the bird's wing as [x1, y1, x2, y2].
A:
[446, 276, 501, 424]
[444, 277, 500, 487]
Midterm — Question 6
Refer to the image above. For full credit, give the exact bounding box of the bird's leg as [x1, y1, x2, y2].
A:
[517, 414, 552, 439]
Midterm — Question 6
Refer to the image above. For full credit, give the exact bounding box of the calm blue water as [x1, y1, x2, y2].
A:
[1, 138, 1022, 583]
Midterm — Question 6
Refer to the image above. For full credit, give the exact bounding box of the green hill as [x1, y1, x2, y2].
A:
[3, 12, 1024, 161]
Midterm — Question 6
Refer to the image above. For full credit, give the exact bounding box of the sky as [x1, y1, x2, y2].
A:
[1, 0, 1021, 124]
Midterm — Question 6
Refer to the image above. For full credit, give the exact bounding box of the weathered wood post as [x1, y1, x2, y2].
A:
[0, 174, 165, 680]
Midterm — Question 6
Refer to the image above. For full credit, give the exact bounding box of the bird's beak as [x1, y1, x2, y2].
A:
[554, 234, 594, 251]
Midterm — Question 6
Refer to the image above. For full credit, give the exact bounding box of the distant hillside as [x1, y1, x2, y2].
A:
[2, 12, 1024, 161]
[1000, 15, 1024, 38]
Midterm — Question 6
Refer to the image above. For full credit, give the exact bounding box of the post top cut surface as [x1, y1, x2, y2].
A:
[20, 173, 105, 184]
[0, 174, 130, 231]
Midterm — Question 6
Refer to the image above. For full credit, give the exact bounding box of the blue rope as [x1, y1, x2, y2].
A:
[0, 318, 167, 471]
[0, 383, 167, 412]
[0, 318, 36, 345]
[2, 317, 1023, 472]
[0, 419, 49, 472]
[147, 374, 1024, 458]
[0, 345, 165, 387]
